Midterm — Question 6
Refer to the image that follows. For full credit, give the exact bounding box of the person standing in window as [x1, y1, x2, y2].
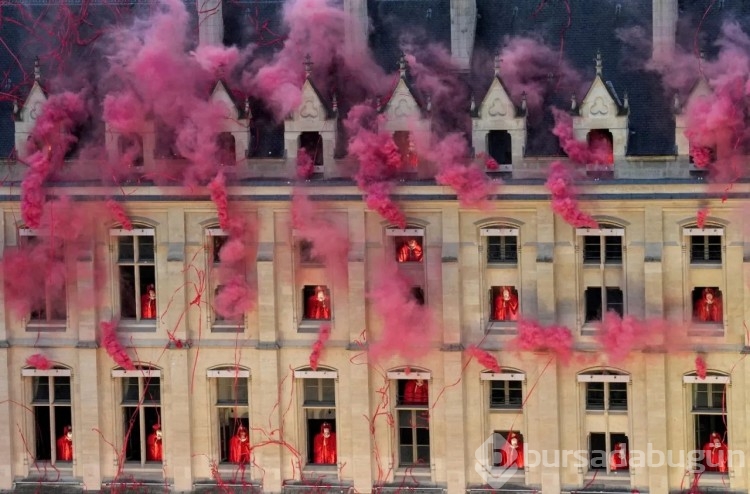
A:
[56, 425, 73, 461]
[141, 284, 157, 319]
[703, 432, 728, 472]
[229, 425, 251, 464]
[493, 287, 519, 321]
[609, 442, 628, 471]
[397, 238, 423, 262]
[501, 432, 524, 468]
[147, 423, 163, 461]
[695, 288, 722, 322]
[313, 422, 337, 464]
[306, 286, 330, 320]
[403, 379, 428, 405]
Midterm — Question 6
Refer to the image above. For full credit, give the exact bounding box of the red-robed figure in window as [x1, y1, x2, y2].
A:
[56, 425, 73, 461]
[610, 442, 628, 471]
[703, 432, 728, 473]
[403, 379, 428, 405]
[695, 288, 722, 322]
[147, 423, 163, 461]
[500, 432, 524, 468]
[142, 284, 157, 319]
[313, 422, 337, 464]
[229, 425, 251, 464]
[306, 286, 330, 320]
[397, 238, 423, 263]
[493, 286, 519, 321]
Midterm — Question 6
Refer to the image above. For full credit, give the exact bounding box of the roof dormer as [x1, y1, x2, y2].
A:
[284, 54, 338, 179]
[471, 54, 527, 173]
[675, 76, 712, 161]
[209, 80, 250, 168]
[573, 51, 629, 160]
[14, 58, 48, 159]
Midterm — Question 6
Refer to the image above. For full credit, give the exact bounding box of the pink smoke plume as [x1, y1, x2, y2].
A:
[696, 207, 710, 229]
[477, 153, 500, 171]
[208, 172, 230, 231]
[291, 193, 350, 285]
[511, 320, 574, 364]
[466, 345, 501, 372]
[296, 148, 315, 180]
[26, 353, 52, 370]
[367, 262, 437, 362]
[106, 199, 133, 230]
[495, 36, 585, 117]
[344, 103, 407, 228]
[101, 321, 135, 370]
[695, 354, 707, 380]
[102, 90, 147, 135]
[545, 161, 598, 228]
[21, 91, 88, 229]
[3, 238, 66, 318]
[595, 311, 658, 364]
[309, 324, 332, 371]
[551, 108, 613, 165]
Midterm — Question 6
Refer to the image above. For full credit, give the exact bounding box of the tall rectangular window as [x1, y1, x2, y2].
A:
[206, 229, 243, 331]
[585, 287, 624, 322]
[20, 230, 67, 328]
[589, 433, 629, 472]
[26, 371, 72, 465]
[582, 233, 622, 264]
[690, 235, 722, 263]
[112, 228, 156, 324]
[396, 379, 430, 468]
[487, 235, 518, 264]
[687, 375, 729, 473]
[585, 381, 628, 411]
[489, 380, 523, 410]
[297, 373, 337, 466]
[209, 370, 250, 465]
[116, 369, 162, 465]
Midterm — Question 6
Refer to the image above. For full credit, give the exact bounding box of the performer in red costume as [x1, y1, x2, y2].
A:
[403, 379, 428, 405]
[228, 425, 251, 464]
[703, 432, 728, 473]
[306, 286, 331, 320]
[141, 284, 157, 319]
[56, 425, 73, 462]
[147, 423, 163, 461]
[313, 422, 337, 464]
[397, 238, 423, 262]
[695, 288, 722, 322]
[405, 137, 418, 168]
[500, 432, 524, 468]
[609, 442, 628, 471]
[493, 286, 519, 321]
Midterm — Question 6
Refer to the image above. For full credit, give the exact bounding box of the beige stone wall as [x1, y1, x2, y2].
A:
[1, 184, 749, 494]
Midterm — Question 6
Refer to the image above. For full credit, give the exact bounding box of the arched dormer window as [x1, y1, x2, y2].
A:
[22, 365, 73, 465]
[110, 223, 156, 329]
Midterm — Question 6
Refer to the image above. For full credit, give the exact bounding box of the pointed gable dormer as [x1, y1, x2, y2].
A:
[471, 53, 527, 170]
[573, 50, 629, 160]
[14, 58, 48, 159]
[675, 75, 711, 159]
[379, 54, 431, 135]
[209, 80, 250, 166]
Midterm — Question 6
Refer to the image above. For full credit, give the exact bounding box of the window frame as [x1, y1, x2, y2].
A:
[19, 228, 68, 330]
[207, 368, 251, 466]
[205, 228, 244, 332]
[387, 227, 425, 264]
[110, 227, 157, 328]
[584, 286, 624, 322]
[113, 367, 163, 467]
[480, 227, 519, 265]
[576, 227, 623, 265]
[588, 432, 630, 473]
[684, 374, 730, 472]
[23, 367, 73, 466]
[684, 227, 723, 265]
[388, 372, 431, 469]
[482, 371, 525, 411]
[293, 369, 338, 469]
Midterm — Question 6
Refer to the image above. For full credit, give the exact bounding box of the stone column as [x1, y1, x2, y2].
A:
[441, 209, 460, 346]
[76, 348, 102, 489]
[343, 0, 369, 57]
[197, 0, 224, 47]
[450, 0, 476, 71]
[0, 347, 11, 490]
[165, 348, 193, 491]
[652, 0, 677, 63]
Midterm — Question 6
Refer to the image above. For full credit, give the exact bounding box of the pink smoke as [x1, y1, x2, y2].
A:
[551, 108, 613, 165]
[101, 321, 135, 370]
[26, 353, 52, 370]
[106, 199, 133, 231]
[102, 90, 147, 135]
[696, 207, 710, 229]
[296, 148, 315, 180]
[291, 193, 350, 285]
[595, 311, 657, 364]
[344, 103, 407, 228]
[21, 91, 88, 228]
[367, 262, 437, 362]
[510, 320, 574, 364]
[3, 238, 66, 318]
[309, 324, 332, 371]
[695, 354, 707, 380]
[465, 345, 501, 372]
[213, 275, 254, 320]
[208, 172, 231, 232]
[545, 161, 598, 228]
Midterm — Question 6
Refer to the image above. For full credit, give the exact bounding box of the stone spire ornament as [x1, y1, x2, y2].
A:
[595, 50, 603, 76]
[304, 53, 313, 79]
[398, 53, 407, 79]
[34, 57, 40, 82]
[494, 53, 501, 77]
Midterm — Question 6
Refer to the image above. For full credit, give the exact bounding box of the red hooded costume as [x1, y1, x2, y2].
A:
[141, 284, 157, 319]
[695, 288, 722, 322]
[147, 423, 163, 461]
[228, 425, 251, 464]
[501, 432, 524, 468]
[703, 432, 728, 473]
[56, 425, 73, 461]
[306, 286, 331, 320]
[313, 422, 336, 464]
[397, 238, 423, 262]
[610, 442, 628, 471]
[493, 287, 519, 321]
[403, 379, 429, 405]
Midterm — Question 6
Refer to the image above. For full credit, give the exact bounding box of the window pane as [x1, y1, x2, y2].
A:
[138, 236, 155, 262]
[143, 378, 160, 403]
[123, 406, 142, 462]
[416, 446, 431, 464]
[609, 383, 628, 410]
[589, 433, 607, 470]
[487, 236, 517, 263]
[33, 405, 52, 460]
[53, 377, 71, 403]
[33, 377, 50, 403]
[119, 266, 136, 318]
[122, 377, 140, 404]
[217, 378, 249, 404]
[399, 445, 414, 465]
[583, 236, 601, 263]
[711, 385, 725, 409]
[118, 236, 134, 262]
[399, 426, 414, 445]
[320, 379, 335, 404]
[585, 287, 602, 322]
[508, 382, 523, 406]
[604, 236, 622, 262]
[606, 288, 624, 317]
[415, 427, 430, 445]
[586, 382, 605, 410]
[54, 407, 73, 462]
[212, 235, 228, 264]
[303, 380, 319, 404]
[490, 381, 506, 407]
